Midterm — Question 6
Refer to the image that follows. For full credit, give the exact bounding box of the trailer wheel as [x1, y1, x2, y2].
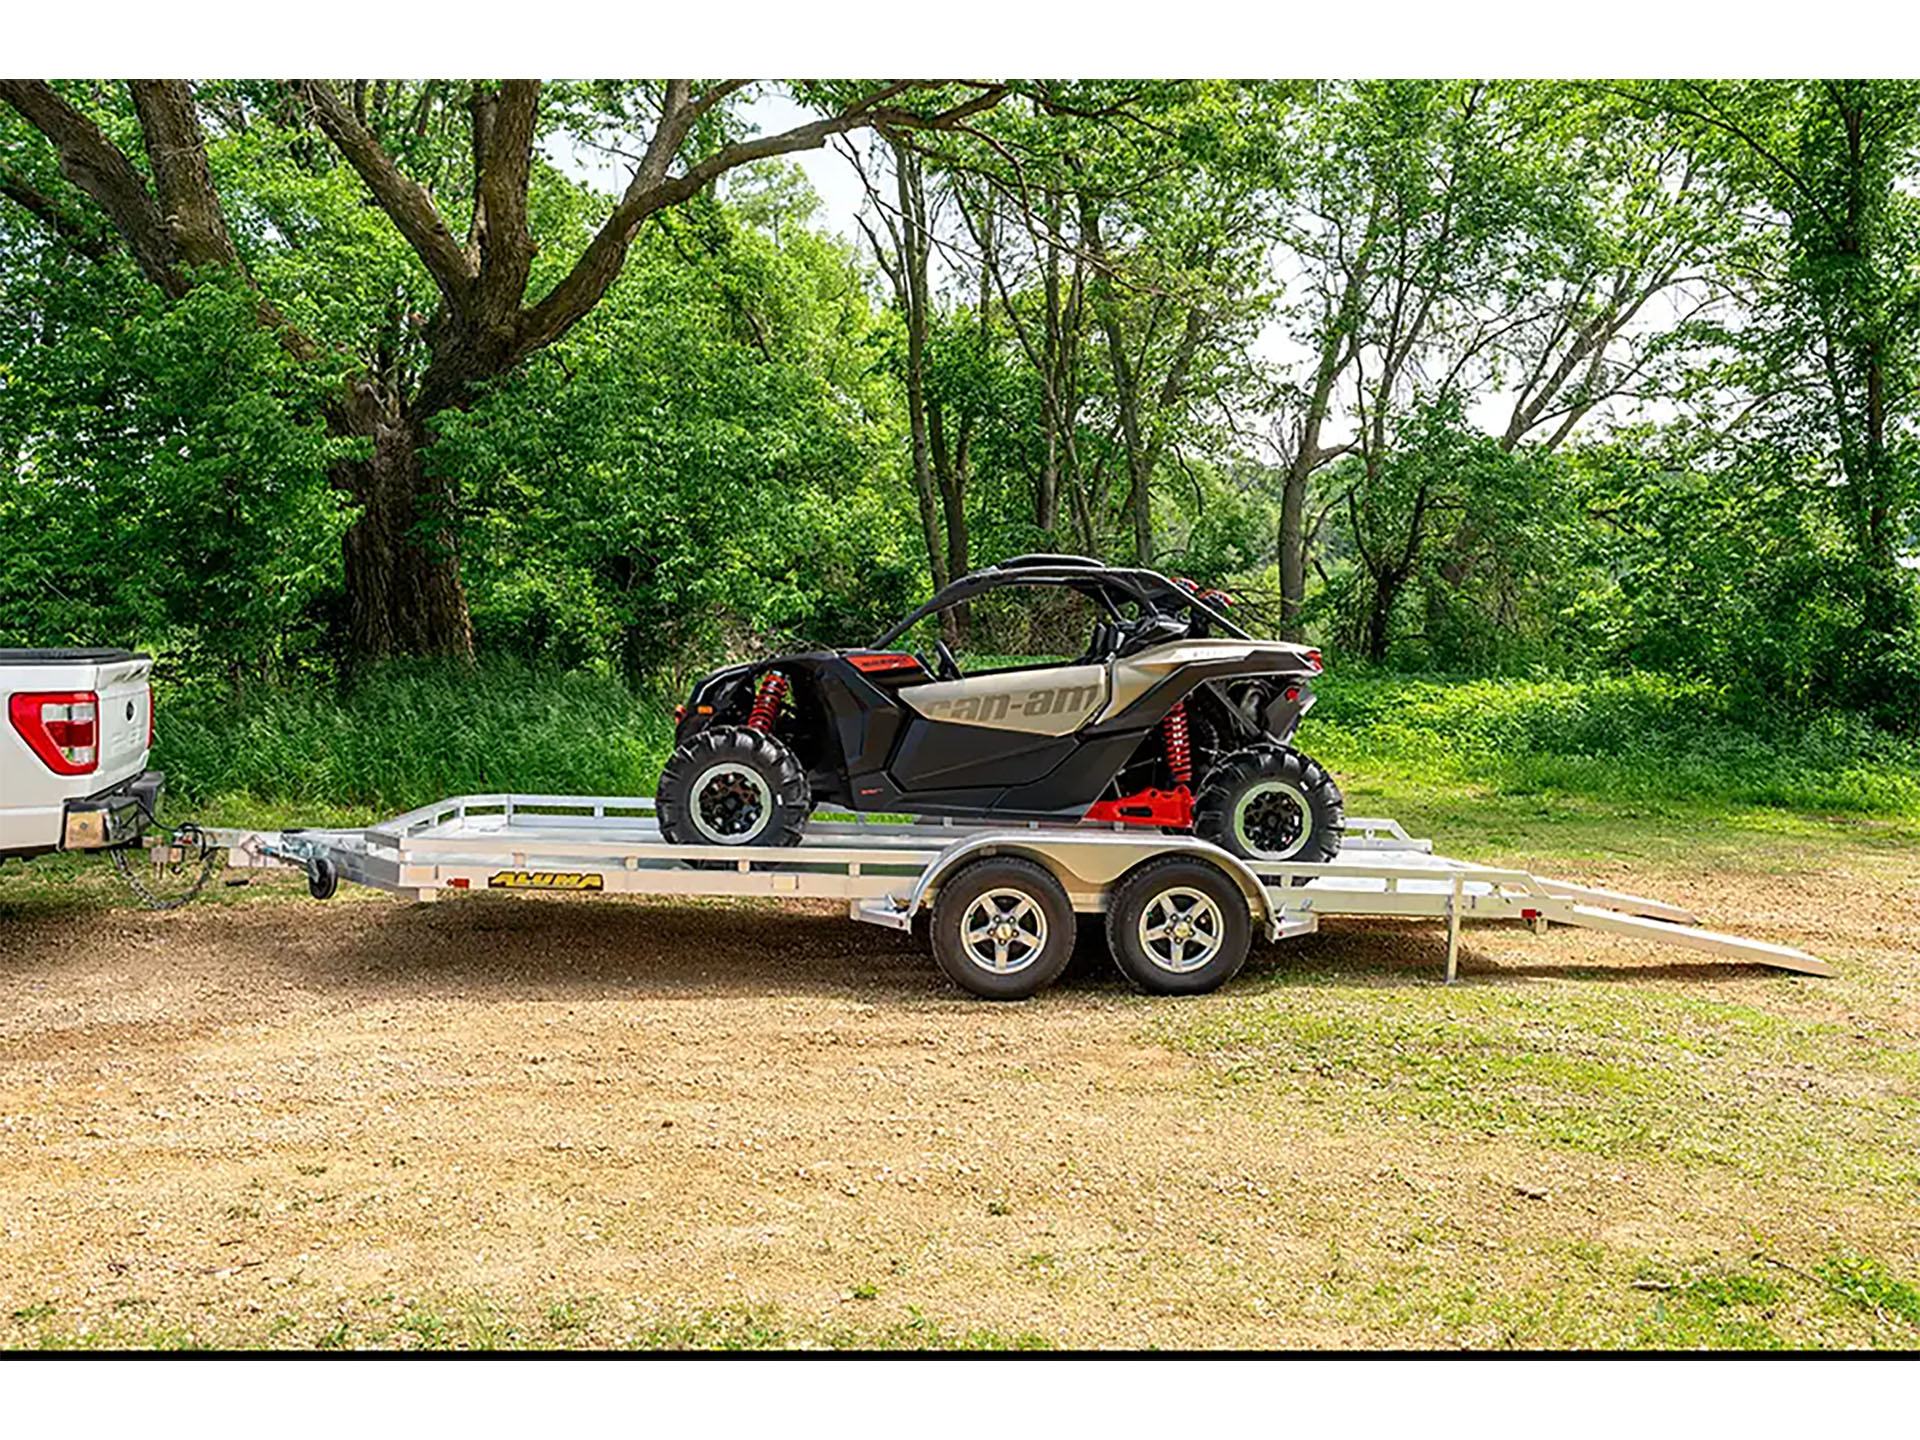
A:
[1105, 856, 1252, 996]
[307, 856, 339, 901]
[929, 857, 1075, 1000]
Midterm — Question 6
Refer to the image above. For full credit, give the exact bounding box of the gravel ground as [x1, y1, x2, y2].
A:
[1, 847, 1916, 1349]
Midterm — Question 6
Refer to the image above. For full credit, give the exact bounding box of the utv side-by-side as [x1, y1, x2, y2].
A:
[657, 555, 1344, 863]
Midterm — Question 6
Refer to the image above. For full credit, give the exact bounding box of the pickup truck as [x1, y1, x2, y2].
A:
[1, 649, 162, 861]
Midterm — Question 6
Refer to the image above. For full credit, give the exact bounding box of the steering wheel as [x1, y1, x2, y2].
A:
[933, 638, 962, 680]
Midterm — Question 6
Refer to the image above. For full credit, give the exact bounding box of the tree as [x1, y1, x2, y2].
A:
[0, 78, 1007, 659]
[1649, 80, 1920, 707]
[856, 138, 952, 634]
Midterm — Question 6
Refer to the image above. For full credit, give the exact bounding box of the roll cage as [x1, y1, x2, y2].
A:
[870, 554, 1252, 652]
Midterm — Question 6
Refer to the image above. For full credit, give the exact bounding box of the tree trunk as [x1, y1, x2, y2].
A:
[333, 387, 473, 661]
[1364, 569, 1403, 663]
[1279, 466, 1310, 640]
[892, 145, 952, 636]
[1278, 320, 1356, 639]
[929, 400, 970, 642]
[1038, 233, 1061, 535]
[1098, 310, 1153, 565]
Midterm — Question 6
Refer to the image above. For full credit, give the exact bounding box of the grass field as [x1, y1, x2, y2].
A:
[145, 662, 1920, 828]
[2, 667, 1917, 1349]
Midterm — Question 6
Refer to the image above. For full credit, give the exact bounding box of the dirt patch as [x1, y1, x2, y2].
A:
[1, 856, 1916, 1349]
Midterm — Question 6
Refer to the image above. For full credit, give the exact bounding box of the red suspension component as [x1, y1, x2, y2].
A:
[1161, 699, 1193, 786]
[747, 671, 789, 733]
[1085, 786, 1193, 829]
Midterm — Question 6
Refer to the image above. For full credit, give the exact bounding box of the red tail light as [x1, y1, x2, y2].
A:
[9, 690, 99, 775]
[148, 686, 156, 751]
[1305, 649, 1323, 672]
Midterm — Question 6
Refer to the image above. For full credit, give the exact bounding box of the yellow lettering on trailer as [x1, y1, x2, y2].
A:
[487, 870, 605, 891]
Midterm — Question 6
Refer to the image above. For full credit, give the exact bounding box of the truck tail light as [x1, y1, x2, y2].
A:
[9, 690, 99, 775]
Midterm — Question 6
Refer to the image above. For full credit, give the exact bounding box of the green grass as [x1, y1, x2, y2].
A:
[3, 1295, 1052, 1352]
[1156, 982, 1920, 1197]
[153, 661, 677, 820]
[140, 661, 1920, 831]
[1314, 669, 1920, 820]
[1336, 1244, 1920, 1350]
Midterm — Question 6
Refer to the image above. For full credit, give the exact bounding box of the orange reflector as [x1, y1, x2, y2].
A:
[848, 652, 922, 674]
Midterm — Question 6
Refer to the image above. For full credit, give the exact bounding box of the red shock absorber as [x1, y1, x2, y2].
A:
[1161, 699, 1193, 786]
[747, 671, 789, 733]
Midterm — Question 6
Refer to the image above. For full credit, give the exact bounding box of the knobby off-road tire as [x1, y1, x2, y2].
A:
[1105, 855, 1253, 996]
[929, 856, 1076, 1000]
[657, 726, 811, 861]
[1193, 745, 1344, 864]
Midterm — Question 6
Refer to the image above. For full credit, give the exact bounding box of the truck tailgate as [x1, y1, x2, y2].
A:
[92, 655, 153, 784]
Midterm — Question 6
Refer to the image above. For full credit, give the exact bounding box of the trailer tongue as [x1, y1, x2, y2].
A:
[191, 793, 1828, 996]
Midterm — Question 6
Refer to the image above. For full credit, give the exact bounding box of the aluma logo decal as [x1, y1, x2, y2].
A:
[487, 870, 605, 891]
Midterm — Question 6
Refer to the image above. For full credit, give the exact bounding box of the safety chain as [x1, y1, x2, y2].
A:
[110, 822, 223, 911]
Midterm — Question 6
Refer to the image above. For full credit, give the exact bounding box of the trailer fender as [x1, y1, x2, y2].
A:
[900, 831, 1276, 937]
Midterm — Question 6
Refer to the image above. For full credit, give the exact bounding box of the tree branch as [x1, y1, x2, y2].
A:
[299, 78, 477, 310]
[0, 164, 112, 259]
[516, 80, 1008, 361]
[471, 79, 541, 327]
[128, 80, 240, 269]
[0, 79, 182, 293]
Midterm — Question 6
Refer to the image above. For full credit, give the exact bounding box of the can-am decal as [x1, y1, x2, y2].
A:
[487, 870, 604, 891]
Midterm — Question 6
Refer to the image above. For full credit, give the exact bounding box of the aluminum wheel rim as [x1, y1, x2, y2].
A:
[1137, 887, 1225, 974]
[1232, 780, 1311, 860]
[690, 762, 774, 844]
[960, 889, 1049, 975]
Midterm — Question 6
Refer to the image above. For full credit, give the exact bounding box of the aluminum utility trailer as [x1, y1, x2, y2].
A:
[206, 794, 1829, 999]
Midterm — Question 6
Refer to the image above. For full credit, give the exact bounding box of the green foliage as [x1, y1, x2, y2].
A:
[155, 662, 675, 813]
[0, 253, 350, 672]
[433, 184, 912, 676]
[1311, 669, 1920, 818]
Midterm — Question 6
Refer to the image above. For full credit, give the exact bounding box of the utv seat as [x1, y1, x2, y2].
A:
[1081, 621, 1120, 663]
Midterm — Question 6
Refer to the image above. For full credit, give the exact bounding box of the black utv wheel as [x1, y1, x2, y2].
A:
[929, 856, 1075, 1000]
[1105, 855, 1253, 996]
[657, 726, 811, 854]
[1193, 746, 1344, 864]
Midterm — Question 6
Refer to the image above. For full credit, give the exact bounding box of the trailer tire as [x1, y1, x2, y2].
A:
[307, 856, 339, 901]
[658, 725, 811, 865]
[1105, 856, 1252, 996]
[929, 856, 1075, 1000]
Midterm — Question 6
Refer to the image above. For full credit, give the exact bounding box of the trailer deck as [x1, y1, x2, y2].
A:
[199, 793, 1829, 992]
